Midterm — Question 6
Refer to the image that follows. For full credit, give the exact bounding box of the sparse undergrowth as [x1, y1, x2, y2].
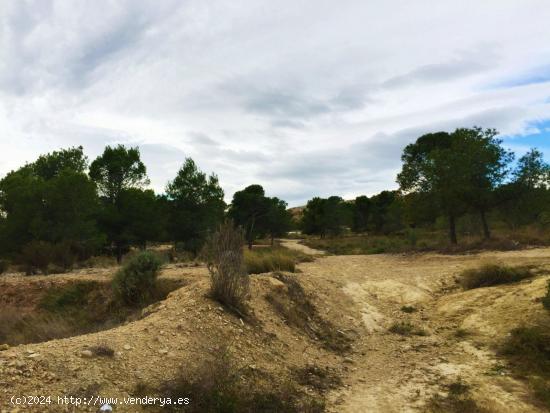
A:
[401, 305, 417, 313]
[459, 264, 536, 290]
[265, 272, 352, 353]
[292, 365, 342, 392]
[140, 351, 326, 413]
[0, 278, 183, 346]
[389, 321, 427, 336]
[425, 380, 489, 413]
[500, 324, 550, 409]
[244, 246, 313, 274]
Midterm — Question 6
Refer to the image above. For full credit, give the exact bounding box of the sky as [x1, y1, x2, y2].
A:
[1, 1, 550, 206]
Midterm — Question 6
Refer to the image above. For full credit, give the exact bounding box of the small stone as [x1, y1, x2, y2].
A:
[27, 353, 40, 358]
[158, 349, 168, 355]
[81, 350, 93, 358]
[123, 344, 131, 350]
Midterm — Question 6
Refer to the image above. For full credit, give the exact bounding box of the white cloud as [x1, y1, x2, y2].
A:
[1, 0, 550, 205]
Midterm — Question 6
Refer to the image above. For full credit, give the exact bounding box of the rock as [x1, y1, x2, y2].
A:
[0, 344, 9, 351]
[158, 349, 168, 355]
[123, 344, 131, 351]
[81, 350, 94, 358]
[27, 353, 40, 359]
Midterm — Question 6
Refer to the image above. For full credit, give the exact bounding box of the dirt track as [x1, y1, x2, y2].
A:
[282, 240, 550, 412]
[1, 243, 550, 412]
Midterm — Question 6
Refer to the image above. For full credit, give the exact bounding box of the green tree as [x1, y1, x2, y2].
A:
[90, 145, 151, 261]
[228, 185, 270, 249]
[166, 158, 225, 253]
[32, 146, 88, 180]
[265, 197, 292, 245]
[352, 195, 371, 233]
[301, 196, 349, 237]
[89, 145, 148, 203]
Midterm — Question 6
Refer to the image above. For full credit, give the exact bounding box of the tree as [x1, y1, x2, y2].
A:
[166, 158, 225, 253]
[228, 185, 270, 249]
[32, 146, 88, 180]
[0, 150, 102, 259]
[352, 195, 371, 233]
[398, 127, 513, 243]
[369, 191, 400, 233]
[265, 197, 292, 245]
[301, 196, 349, 237]
[90, 145, 150, 261]
[89, 145, 148, 203]
[513, 149, 550, 189]
[398, 131, 466, 244]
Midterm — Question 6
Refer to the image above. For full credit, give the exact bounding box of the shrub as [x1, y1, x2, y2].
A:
[245, 249, 295, 274]
[89, 343, 115, 357]
[205, 221, 250, 315]
[20, 241, 54, 274]
[51, 241, 77, 271]
[501, 326, 550, 376]
[388, 321, 427, 336]
[460, 264, 534, 290]
[112, 251, 163, 306]
[400, 305, 416, 313]
[426, 379, 488, 413]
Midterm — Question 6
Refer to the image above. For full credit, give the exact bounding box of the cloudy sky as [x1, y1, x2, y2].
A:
[1, 1, 550, 206]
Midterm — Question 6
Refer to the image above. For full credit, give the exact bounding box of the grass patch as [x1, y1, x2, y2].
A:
[401, 305, 417, 313]
[89, 343, 115, 357]
[460, 264, 535, 290]
[245, 246, 313, 274]
[501, 325, 550, 409]
[265, 272, 352, 353]
[426, 380, 489, 413]
[150, 350, 325, 412]
[454, 328, 471, 339]
[0, 278, 183, 346]
[388, 321, 427, 336]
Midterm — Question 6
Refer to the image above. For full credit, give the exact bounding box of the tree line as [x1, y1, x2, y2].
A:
[301, 127, 550, 244]
[1, 126, 548, 272]
[0, 145, 291, 271]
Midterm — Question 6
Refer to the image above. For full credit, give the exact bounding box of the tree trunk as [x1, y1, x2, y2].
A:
[116, 245, 123, 264]
[480, 209, 491, 240]
[449, 214, 457, 245]
[270, 235, 274, 246]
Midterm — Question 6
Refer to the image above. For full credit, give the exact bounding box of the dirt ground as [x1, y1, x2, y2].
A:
[1, 242, 550, 412]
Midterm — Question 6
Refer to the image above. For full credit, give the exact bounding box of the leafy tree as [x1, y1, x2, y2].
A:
[0, 149, 102, 259]
[166, 158, 225, 253]
[398, 131, 467, 244]
[228, 185, 270, 249]
[265, 197, 292, 244]
[89, 145, 148, 203]
[301, 196, 349, 237]
[513, 149, 550, 189]
[32, 146, 88, 180]
[369, 191, 400, 233]
[90, 145, 151, 261]
[352, 195, 371, 233]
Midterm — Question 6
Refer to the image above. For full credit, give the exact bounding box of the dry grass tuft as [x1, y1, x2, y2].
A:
[460, 264, 536, 290]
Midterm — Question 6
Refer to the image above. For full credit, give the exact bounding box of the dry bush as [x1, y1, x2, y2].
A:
[205, 221, 250, 315]
[292, 365, 342, 392]
[460, 264, 535, 290]
[388, 321, 427, 336]
[244, 246, 314, 274]
[89, 343, 115, 357]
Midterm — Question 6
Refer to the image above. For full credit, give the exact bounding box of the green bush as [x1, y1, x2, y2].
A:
[460, 264, 534, 290]
[112, 251, 163, 306]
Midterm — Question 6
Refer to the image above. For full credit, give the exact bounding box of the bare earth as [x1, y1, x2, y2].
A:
[1, 241, 550, 412]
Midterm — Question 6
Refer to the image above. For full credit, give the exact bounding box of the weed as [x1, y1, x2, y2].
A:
[292, 365, 342, 392]
[425, 379, 489, 413]
[460, 264, 535, 290]
[389, 321, 427, 336]
[401, 305, 417, 313]
[89, 343, 115, 357]
[205, 221, 250, 316]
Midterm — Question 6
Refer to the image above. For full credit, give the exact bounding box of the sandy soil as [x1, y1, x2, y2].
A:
[1, 242, 549, 412]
